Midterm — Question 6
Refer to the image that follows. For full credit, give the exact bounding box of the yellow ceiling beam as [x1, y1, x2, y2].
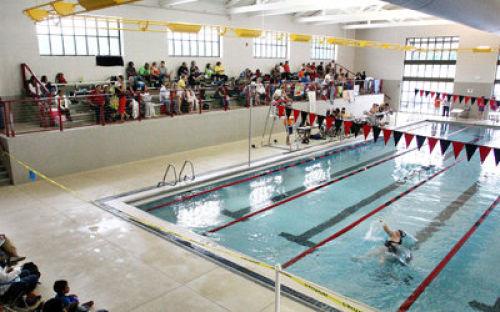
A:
[233, 28, 262, 38]
[290, 34, 312, 42]
[24, 8, 50, 22]
[52, 2, 77, 15]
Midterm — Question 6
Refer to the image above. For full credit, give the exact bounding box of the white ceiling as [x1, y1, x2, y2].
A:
[137, 0, 453, 29]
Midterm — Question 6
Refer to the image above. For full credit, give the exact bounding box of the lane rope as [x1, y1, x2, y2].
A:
[282, 160, 462, 269]
[206, 147, 417, 234]
[398, 195, 500, 312]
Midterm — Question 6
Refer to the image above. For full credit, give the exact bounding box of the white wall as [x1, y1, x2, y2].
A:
[0, 0, 356, 97]
[355, 24, 500, 99]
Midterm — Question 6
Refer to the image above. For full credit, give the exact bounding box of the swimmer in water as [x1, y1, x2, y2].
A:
[380, 219, 412, 264]
[353, 219, 411, 264]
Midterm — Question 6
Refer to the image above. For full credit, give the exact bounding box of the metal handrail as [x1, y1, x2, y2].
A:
[157, 163, 178, 187]
[178, 160, 195, 182]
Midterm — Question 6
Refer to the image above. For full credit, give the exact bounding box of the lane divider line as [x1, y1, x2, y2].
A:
[281, 160, 462, 269]
[146, 140, 373, 212]
[398, 195, 500, 312]
[206, 147, 417, 234]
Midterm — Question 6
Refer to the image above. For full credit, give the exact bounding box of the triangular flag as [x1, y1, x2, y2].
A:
[416, 135, 426, 150]
[363, 124, 372, 140]
[428, 137, 438, 154]
[344, 120, 353, 136]
[373, 126, 382, 143]
[383, 129, 392, 145]
[452, 95, 459, 103]
[404, 133, 414, 148]
[446, 94, 452, 102]
[430, 91, 436, 98]
[352, 123, 361, 137]
[436, 92, 441, 99]
[309, 112, 316, 125]
[277, 105, 285, 117]
[471, 97, 477, 105]
[325, 116, 333, 130]
[393, 131, 403, 146]
[465, 144, 478, 161]
[419, 89, 424, 97]
[494, 148, 500, 166]
[477, 97, 484, 106]
[496, 101, 500, 109]
[440, 139, 451, 155]
[452, 141, 465, 159]
[459, 95, 465, 103]
[414, 89, 419, 96]
[490, 99, 497, 110]
[425, 90, 430, 97]
[479, 146, 491, 163]
[464, 96, 470, 104]
[293, 109, 300, 123]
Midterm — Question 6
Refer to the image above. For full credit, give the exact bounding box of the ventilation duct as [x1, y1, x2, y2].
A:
[382, 0, 500, 34]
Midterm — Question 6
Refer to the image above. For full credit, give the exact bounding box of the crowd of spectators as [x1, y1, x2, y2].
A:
[23, 59, 381, 127]
[0, 234, 106, 312]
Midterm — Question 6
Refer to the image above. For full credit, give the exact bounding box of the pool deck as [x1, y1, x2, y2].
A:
[0, 113, 497, 311]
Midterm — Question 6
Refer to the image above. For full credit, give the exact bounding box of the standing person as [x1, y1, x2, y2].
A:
[141, 87, 155, 118]
[171, 82, 180, 115]
[442, 95, 450, 117]
[54, 89, 72, 122]
[185, 87, 199, 112]
[159, 61, 170, 84]
[283, 61, 291, 80]
[159, 81, 171, 116]
[89, 85, 105, 124]
[116, 76, 128, 122]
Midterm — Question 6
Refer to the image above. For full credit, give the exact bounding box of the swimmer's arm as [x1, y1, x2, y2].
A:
[382, 223, 394, 236]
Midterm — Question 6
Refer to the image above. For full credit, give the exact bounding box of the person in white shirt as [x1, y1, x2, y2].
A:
[185, 87, 199, 112]
[159, 81, 171, 115]
[141, 87, 155, 118]
[255, 79, 266, 105]
[0, 262, 40, 303]
[53, 89, 72, 121]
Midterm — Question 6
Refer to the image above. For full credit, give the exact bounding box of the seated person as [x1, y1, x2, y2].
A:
[255, 79, 266, 105]
[126, 62, 137, 81]
[53, 280, 94, 312]
[0, 235, 25, 266]
[0, 262, 41, 306]
[214, 62, 228, 82]
[138, 63, 151, 83]
[150, 62, 161, 85]
[54, 73, 67, 84]
[177, 62, 189, 78]
[204, 63, 214, 81]
[300, 73, 311, 84]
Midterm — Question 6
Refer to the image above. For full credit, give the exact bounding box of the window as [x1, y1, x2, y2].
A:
[36, 16, 122, 56]
[400, 36, 459, 113]
[167, 26, 221, 57]
[311, 36, 336, 60]
[253, 31, 288, 59]
[494, 53, 500, 98]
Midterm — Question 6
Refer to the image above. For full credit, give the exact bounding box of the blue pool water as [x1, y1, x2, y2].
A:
[138, 121, 500, 311]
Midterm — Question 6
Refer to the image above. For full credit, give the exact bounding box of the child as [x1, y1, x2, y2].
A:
[53, 280, 94, 312]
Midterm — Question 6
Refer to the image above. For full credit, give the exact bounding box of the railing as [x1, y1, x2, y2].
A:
[20, 63, 49, 97]
[178, 160, 195, 182]
[0, 78, 384, 137]
[157, 163, 177, 187]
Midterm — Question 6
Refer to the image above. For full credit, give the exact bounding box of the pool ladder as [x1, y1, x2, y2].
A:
[157, 160, 195, 187]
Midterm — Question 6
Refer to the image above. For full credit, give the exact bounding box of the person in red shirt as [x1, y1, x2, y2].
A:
[283, 61, 291, 80]
[90, 85, 106, 124]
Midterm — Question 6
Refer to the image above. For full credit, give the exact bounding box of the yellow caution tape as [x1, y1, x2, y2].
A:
[2, 149, 369, 312]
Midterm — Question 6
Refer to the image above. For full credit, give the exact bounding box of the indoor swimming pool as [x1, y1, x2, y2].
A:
[134, 121, 500, 311]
